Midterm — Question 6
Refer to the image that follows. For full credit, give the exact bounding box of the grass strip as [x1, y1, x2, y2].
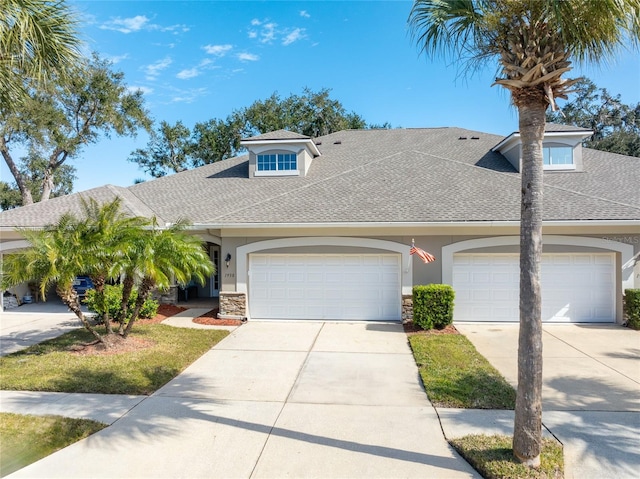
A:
[450, 434, 564, 479]
[0, 324, 229, 395]
[408, 334, 516, 409]
[0, 413, 106, 477]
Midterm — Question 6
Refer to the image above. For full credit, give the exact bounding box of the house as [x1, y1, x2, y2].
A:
[1, 125, 638, 323]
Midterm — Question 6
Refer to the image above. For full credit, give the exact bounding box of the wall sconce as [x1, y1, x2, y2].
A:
[225, 253, 232, 268]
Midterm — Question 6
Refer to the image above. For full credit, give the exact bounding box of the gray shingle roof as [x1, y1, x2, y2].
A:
[543, 123, 593, 133]
[241, 129, 310, 141]
[0, 185, 164, 228]
[1, 127, 638, 229]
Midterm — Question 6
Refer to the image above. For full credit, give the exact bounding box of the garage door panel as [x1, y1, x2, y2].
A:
[453, 253, 614, 323]
[250, 254, 401, 321]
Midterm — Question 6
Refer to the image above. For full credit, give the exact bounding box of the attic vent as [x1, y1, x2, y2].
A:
[333, 140, 342, 144]
[458, 136, 467, 140]
[471, 136, 480, 140]
[315, 141, 322, 145]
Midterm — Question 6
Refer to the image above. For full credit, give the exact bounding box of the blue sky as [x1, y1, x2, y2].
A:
[3, 0, 639, 192]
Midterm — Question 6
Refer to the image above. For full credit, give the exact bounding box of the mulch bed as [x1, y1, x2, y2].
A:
[192, 308, 243, 326]
[403, 322, 459, 335]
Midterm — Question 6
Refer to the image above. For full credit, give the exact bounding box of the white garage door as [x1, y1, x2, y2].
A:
[249, 254, 401, 320]
[453, 253, 615, 322]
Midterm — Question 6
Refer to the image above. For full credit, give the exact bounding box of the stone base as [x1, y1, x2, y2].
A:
[402, 295, 413, 324]
[220, 292, 247, 317]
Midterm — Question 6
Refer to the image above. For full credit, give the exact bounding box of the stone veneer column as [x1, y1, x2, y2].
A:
[402, 295, 413, 324]
[219, 292, 247, 319]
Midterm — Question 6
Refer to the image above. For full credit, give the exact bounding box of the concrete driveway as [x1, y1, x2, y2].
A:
[4, 322, 479, 479]
[456, 323, 640, 479]
[0, 304, 84, 356]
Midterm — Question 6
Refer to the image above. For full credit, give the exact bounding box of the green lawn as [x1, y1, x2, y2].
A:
[0, 413, 105, 477]
[0, 324, 229, 394]
[408, 333, 516, 409]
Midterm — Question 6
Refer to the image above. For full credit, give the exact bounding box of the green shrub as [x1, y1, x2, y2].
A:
[412, 284, 455, 330]
[85, 284, 158, 322]
[624, 289, 640, 330]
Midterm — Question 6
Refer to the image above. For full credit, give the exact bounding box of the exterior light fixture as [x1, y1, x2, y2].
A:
[225, 253, 232, 268]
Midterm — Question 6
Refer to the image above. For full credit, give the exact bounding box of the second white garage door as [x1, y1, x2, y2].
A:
[453, 253, 615, 322]
[249, 254, 401, 320]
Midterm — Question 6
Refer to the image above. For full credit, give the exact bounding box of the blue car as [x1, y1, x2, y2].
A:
[72, 276, 94, 298]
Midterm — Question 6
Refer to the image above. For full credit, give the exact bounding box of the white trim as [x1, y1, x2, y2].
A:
[254, 170, 300, 177]
[442, 235, 634, 290]
[188, 220, 640, 230]
[236, 237, 412, 296]
[0, 240, 30, 253]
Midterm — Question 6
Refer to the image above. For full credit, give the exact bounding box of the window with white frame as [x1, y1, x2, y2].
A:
[257, 153, 297, 173]
[543, 146, 574, 169]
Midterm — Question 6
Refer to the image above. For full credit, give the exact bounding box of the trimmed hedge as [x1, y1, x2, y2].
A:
[413, 284, 455, 330]
[623, 289, 640, 330]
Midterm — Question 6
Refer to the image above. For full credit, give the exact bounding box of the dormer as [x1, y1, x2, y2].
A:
[492, 123, 593, 172]
[240, 129, 321, 178]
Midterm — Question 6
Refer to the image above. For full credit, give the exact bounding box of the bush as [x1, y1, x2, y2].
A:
[85, 284, 158, 322]
[412, 284, 455, 330]
[623, 289, 640, 330]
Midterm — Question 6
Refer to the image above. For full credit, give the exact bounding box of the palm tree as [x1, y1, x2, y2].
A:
[79, 197, 150, 334]
[409, 0, 639, 467]
[1, 212, 106, 343]
[121, 219, 214, 337]
[1, 0, 81, 112]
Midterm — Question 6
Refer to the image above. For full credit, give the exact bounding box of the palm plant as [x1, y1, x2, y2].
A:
[0, 0, 81, 111]
[1, 212, 105, 343]
[78, 197, 150, 334]
[409, 0, 639, 467]
[121, 219, 214, 337]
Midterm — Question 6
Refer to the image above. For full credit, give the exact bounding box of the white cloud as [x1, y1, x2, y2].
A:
[177, 68, 200, 79]
[203, 44, 233, 56]
[282, 28, 306, 46]
[158, 24, 190, 33]
[144, 57, 172, 80]
[128, 86, 154, 95]
[107, 53, 129, 64]
[248, 30, 257, 39]
[260, 22, 277, 43]
[101, 15, 149, 33]
[100, 15, 189, 34]
[237, 52, 259, 62]
[171, 87, 208, 103]
[300, 10, 310, 18]
[251, 18, 261, 26]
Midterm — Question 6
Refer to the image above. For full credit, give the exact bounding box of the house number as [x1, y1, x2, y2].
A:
[224, 273, 235, 278]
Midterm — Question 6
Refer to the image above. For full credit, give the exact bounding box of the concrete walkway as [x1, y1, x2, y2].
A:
[455, 323, 640, 479]
[3, 321, 479, 479]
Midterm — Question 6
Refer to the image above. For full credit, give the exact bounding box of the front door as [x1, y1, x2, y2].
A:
[210, 247, 220, 297]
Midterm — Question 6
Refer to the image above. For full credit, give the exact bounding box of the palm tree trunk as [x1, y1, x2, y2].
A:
[123, 278, 153, 338]
[91, 275, 113, 335]
[513, 101, 546, 467]
[56, 285, 105, 345]
[117, 275, 135, 335]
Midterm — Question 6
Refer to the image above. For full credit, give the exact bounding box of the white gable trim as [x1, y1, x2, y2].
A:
[236, 237, 412, 295]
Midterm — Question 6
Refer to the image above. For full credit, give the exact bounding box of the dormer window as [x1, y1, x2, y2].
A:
[240, 129, 321, 179]
[543, 146, 575, 169]
[257, 153, 298, 173]
[492, 124, 592, 173]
